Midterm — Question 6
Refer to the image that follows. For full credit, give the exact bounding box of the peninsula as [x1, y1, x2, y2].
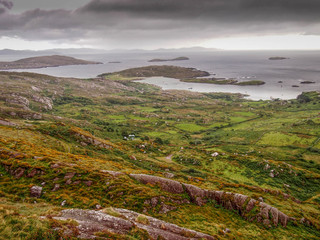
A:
[102, 65, 265, 85]
[0, 55, 102, 70]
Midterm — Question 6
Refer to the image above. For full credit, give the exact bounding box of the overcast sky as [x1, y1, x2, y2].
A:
[1, 0, 320, 50]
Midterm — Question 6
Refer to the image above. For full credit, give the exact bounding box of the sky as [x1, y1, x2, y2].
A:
[0, 0, 320, 50]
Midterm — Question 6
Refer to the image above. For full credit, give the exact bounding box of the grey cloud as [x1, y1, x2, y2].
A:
[79, 0, 320, 23]
[0, 0, 13, 9]
[0, 0, 320, 48]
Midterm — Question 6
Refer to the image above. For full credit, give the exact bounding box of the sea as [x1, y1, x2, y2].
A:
[1, 50, 320, 101]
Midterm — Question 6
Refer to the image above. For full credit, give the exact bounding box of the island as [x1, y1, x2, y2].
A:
[182, 78, 265, 86]
[100, 65, 265, 85]
[268, 57, 289, 60]
[148, 56, 189, 62]
[300, 81, 316, 84]
[100, 65, 210, 79]
[0, 55, 102, 70]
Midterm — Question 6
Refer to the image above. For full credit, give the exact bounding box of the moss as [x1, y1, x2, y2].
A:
[135, 214, 149, 225]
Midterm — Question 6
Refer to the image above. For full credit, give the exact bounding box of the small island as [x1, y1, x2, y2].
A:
[148, 56, 189, 62]
[182, 78, 265, 86]
[0, 55, 102, 70]
[268, 57, 289, 60]
[300, 81, 315, 84]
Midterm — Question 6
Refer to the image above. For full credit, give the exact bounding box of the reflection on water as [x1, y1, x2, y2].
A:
[138, 77, 303, 100]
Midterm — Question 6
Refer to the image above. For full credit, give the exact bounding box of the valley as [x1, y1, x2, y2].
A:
[0, 69, 319, 239]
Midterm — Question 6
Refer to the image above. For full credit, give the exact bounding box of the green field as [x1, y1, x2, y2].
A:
[0, 69, 319, 239]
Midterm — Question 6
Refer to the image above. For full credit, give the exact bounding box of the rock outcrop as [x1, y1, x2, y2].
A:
[1, 161, 44, 179]
[130, 174, 185, 194]
[71, 127, 114, 150]
[130, 174, 291, 227]
[0, 119, 16, 126]
[53, 208, 215, 240]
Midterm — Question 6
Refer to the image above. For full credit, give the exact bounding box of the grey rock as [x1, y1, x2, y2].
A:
[52, 184, 60, 192]
[130, 174, 184, 194]
[30, 186, 42, 198]
[258, 197, 264, 202]
[61, 200, 67, 206]
[64, 172, 75, 180]
[183, 183, 207, 206]
[52, 208, 215, 239]
[101, 170, 125, 177]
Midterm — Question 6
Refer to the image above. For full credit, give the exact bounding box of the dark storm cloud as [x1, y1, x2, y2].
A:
[79, 0, 320, 22]
[1, 0, 320, 48]
[0, 0, 13, 9]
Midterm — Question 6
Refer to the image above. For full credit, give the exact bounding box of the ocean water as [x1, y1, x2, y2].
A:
[1, 50, 320, 100]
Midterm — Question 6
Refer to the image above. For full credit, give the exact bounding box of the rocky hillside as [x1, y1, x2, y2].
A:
[0, 70, 319, 239]
[0, 55, 101, 70]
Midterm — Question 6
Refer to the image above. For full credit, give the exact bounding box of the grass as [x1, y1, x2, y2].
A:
[258, 132, 316, 147]
[175, 123, 207, 132]
[0, 70, 319, 239]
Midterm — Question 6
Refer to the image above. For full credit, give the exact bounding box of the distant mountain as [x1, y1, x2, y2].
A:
[51, 48, 109, 55]
[0, 49, 57, 56]
[0, 46, 219, 56]
[0, 48, 108, 56]
[148, 56, 190, 62]
[154, 46, 219, 52]
[104, 46, 219, 53]
[0, 55, 102, 70]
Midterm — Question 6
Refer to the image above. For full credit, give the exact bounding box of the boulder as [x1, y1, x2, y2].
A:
[164, 172, 175, 178]
[14, 167, 25, 178]
[64, 172, 75, 180]
[30, 186, 42, 198]
[101, 170, 125, 177]
[52, 184, 60, 192]
[27, 169, 38, 178]
[159, 203, 177, 214]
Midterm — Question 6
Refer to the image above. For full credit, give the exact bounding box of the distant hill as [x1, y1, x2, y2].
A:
[0, 55, 102, 70]
[148, 56, 189, 62]
[0, 46, 219, 56]
[0, 49, 58, 56]
[268, 57, 289, 60]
